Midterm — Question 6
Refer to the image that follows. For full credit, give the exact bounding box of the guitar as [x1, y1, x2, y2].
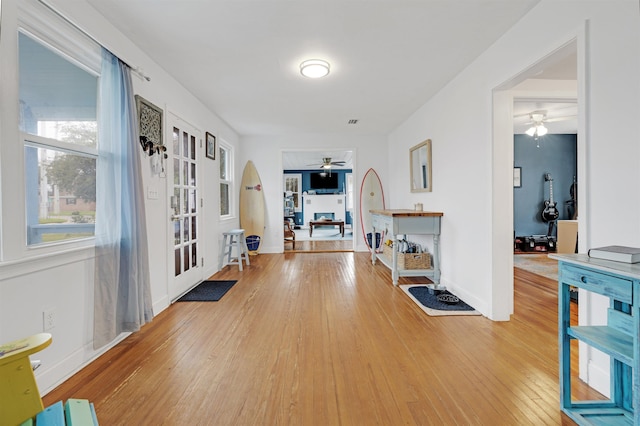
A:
[569, 176, 577, 220]
[541, 173, 559, 222]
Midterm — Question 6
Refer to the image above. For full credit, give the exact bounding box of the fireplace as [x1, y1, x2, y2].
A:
[302, 194, 346, 226]
[314, 213, 335, 220]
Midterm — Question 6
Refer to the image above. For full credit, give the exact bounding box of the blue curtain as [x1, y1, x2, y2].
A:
[94, 48, 153, 349]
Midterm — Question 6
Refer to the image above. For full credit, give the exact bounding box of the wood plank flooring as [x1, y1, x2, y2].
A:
[285, 238, 353, 252]
[43, 252, 602, 425]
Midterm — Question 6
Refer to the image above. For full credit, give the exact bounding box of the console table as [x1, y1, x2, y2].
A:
[550, 253, 640, 425]
[309, 220, 345, 237]
[370, 209, 443, 285]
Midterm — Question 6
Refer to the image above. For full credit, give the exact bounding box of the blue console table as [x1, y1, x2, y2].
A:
[551, 253, 640, 425]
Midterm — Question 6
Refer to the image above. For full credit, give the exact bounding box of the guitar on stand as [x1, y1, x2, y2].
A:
[541, 173, 559, 238]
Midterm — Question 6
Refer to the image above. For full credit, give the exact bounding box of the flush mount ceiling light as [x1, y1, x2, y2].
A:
[300, 59, 330, 78]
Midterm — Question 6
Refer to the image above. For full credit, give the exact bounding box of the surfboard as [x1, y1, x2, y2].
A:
[360, 168, 385, 252]
[239, 160, 265, 254]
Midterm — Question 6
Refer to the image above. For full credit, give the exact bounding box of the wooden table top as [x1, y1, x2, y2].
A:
[309, 220, 345, 225]
[369, 209, 443, 217]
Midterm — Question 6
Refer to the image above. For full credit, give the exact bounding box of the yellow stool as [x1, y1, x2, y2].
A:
[219, 229, 250, 271]
[0, 333, 52, 426]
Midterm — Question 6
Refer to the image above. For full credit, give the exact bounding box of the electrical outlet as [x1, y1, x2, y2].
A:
[43, 308, 56, 331]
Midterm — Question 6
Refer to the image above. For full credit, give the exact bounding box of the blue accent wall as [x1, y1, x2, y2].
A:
[514, 134, 577, 237]
[284, 169, 353, 225]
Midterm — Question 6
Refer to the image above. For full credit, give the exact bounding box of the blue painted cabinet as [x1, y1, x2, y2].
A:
[552, 254, 639, 425]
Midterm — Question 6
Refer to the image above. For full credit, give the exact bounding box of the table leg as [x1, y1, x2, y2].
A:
[433, 234, 441, 284]
[340, 223, 344, 237]
[371, 225, 377, 265]
[391, 235, 399, 285]
[309, 224, 313, 237]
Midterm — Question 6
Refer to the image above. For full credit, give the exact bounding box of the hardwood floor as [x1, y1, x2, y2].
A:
[285, 238, 353, 252]
[44, 252, 602, 425]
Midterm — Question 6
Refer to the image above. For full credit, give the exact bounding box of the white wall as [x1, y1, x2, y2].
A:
[0, 0, 239, 394]
[388, 0, 640, 392]
[240, 133, 387, 253]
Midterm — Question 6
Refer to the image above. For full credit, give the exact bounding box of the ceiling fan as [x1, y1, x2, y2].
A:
[307, 157, 346, 172]
[514, 108, 577, 140]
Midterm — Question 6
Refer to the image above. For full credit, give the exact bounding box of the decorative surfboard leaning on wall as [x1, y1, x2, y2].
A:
[239, 160, 265, 254]
[360, 168, 385, 252]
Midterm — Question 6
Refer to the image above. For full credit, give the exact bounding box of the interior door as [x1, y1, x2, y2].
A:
[170, 118, 202, 299]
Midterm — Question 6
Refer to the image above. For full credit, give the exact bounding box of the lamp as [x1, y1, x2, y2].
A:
[300, 59, 330, 78]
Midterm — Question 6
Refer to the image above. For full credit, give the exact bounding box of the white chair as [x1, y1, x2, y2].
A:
[219, 229, 250, 271]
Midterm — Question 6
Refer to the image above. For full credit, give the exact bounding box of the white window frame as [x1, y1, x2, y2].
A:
[219, 140, 234, 220]
[0, 0, 101, 263]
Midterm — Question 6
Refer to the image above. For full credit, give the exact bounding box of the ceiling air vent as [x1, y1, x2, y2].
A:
[348, 119, 358, 125]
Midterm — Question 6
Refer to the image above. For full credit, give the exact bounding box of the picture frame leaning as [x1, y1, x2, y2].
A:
[206, 132, 216, 160]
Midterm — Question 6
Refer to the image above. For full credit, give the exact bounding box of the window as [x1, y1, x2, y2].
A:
[346, 173, 354, 211]
[219, 142, 232, 217]
[19, 30, 99, 245]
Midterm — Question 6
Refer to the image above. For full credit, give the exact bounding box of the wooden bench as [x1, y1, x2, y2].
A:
[1, 333, 98, 425]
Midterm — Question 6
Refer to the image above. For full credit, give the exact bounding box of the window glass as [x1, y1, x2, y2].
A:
[219, 143, 232, 217]
[19, 31, 98, 245]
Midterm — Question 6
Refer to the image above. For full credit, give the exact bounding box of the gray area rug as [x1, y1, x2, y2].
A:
[513, 255, 558, 281]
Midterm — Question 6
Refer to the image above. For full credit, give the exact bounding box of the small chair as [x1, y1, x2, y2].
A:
[1, 333, 100, 425]
[0, 333, 52, 425]
[284, 220, 296, 249]
[219, 229, 250, 271]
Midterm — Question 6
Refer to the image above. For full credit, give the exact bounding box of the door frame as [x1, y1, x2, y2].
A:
[491, 33, 586, 320]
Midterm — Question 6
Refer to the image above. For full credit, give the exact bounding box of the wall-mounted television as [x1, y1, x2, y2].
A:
[310, 172, 339, 190]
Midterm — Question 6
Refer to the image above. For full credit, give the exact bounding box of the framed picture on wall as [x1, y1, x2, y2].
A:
[284, 173, 302, 212]
[513, 167, 522, 188]
[206, 132, 216, 160]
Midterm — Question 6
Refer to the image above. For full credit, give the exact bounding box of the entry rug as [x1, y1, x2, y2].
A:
[400, 285, 481, 317]
[177, 280, 237, 302]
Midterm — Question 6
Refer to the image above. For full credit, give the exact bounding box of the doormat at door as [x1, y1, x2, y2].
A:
[177, 280, 237, 302]
[400, 285, 481, 317]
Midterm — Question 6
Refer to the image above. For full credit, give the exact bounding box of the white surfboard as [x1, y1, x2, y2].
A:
[239, 161, 265, 254]
[360, 168, 385, 252]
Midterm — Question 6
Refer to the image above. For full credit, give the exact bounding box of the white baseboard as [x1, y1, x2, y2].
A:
[39, 333, 130, 396]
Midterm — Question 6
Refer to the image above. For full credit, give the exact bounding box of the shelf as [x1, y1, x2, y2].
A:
[567, 326, 633, 366]
[564, 403, 632, 426]
[556, 256, 640, 426]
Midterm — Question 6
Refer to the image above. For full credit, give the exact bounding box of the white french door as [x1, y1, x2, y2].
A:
[170, 117, 202, 299]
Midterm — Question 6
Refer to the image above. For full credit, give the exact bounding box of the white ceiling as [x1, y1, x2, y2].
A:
[81, 0, 542, 137]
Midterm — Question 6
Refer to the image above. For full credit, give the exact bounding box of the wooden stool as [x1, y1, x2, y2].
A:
[219, 229, 250, 271]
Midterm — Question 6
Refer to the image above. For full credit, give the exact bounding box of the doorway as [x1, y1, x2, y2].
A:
[492, 35, 584, 320]
[282, 150, 355, 252]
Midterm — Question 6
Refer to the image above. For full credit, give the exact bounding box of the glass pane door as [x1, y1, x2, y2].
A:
[171, 120, 201, 298]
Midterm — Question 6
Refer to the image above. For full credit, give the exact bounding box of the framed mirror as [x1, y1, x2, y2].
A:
[410, 139, 432, 192]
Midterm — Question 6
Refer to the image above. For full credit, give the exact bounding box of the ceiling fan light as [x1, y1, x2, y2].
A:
[536, 125, 548, 136]
[525, 126, 536, 136]
[300, 59, 330, 78]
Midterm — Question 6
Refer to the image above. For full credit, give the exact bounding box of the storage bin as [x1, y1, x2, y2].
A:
[382, 244, 431, 269]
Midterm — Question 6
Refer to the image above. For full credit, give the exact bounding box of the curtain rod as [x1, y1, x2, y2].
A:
[36, 0, 151, 82]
